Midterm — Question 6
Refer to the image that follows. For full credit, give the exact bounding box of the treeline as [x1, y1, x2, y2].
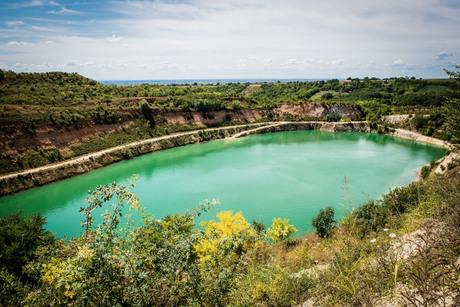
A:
[1, 70, 459, 111]
[1, 70, 459, 132]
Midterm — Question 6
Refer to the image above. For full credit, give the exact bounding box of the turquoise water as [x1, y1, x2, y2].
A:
[0, 131, 446, 237]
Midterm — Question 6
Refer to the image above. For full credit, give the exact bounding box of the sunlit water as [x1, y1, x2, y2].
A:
[0, 131, 445, 237]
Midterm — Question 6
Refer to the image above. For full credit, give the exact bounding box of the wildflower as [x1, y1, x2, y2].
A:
[383, 228, 388, 232]
[370, 238, 377, 243]
[389, 233, 397, 238]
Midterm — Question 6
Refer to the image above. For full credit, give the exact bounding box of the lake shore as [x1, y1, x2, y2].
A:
[0, 121, 453, 196]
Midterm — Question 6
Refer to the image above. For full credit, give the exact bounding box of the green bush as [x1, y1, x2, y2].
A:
[352, 200, 388, 237]
[0, 211, 54, 279]
[381, 182, 425, 215]
[312, 206, 335, 238]
[321, 92, 334, 100]
[251, 219, 266, 235]
[266, 218, 297, 242]
[325, 114, 341, 122]
[421, 165, 431, 179]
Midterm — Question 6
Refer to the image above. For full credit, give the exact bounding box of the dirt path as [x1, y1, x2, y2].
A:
[0, 123, 274, 181]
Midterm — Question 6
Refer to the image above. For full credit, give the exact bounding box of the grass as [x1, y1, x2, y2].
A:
[222, 168, 460, 306]
[310, 90, 339, 101]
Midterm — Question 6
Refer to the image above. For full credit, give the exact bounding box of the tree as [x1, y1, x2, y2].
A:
[322, 92, 334, 100]
[312, 206, 336, 238]
[266, 218, 297, 242]
[251, 219, 266, 235]
[444, 65, 460, 83]
[0, 211, 54, 279]
[140, 99, 155, 127]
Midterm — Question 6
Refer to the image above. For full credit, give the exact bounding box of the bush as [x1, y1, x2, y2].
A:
[421, 165, 431, 179]
[0, 211, 54, 279]
[251, 219, 266, 235]
[312, 206, 335, 238]
[325, 114, 341, 122]
[381, 182, 425, 215]
[352, 200, 388, 237]
[321, 92, 334, 100]
[266, 218, 297, 242]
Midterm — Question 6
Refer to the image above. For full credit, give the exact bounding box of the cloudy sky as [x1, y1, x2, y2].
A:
[0, 0, 459, 80]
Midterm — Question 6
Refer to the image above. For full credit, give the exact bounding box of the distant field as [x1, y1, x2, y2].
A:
[310, 90, 339, 101]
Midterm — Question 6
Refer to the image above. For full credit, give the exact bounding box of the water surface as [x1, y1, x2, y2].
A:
[0, 131, 445, 237]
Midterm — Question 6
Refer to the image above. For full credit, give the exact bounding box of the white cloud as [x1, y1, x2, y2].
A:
[332, 59, 344, 65]
[5, 21, 25, 26]
[12, 0, 59, 8]
[393, 59, 406, 66]
[47, 7, 80, 15]
[107, 35, 121, 43]
[7, 41, 33, 46]
[435, 51, 454, 60]
[1, 0, 460, 79]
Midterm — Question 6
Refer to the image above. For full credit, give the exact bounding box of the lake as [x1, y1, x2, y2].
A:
[0, 130, 446, 237]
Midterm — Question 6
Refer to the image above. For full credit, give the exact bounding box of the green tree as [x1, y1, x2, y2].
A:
[140, 99, 155, 127]
[312, 206, 336, 238]
[0, 211, 54, 279]
[322, 92, 334, 100]
[444, 64, 460, 83]
[266, 218, 297, 242]
[251, 219, 266, 235]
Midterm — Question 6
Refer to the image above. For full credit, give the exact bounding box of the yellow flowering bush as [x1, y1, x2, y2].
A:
[195, 211, 255, 262]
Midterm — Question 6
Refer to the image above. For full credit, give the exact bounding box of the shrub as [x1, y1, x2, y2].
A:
[322, 92, 334, 100]
[251, 219, 266, 235]
[352, 200, 388, 237]
[266, 218, 297, 242]
[325, 114, 341, 122]
[312, 206, 335, 238]
[0, 211, 54, 279]
[421, 165, 431, 179]
[381, 182, 425, 215]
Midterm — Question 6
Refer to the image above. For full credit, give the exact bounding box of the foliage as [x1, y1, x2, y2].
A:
[325, 114, 341, 122]
[266, 218, 297, 242]
[400, 220, 460, 306]
[251, 219, 266, 235]
[195, 211, 257, 263]
[312, 206, 335, 238]
[444, 64, 460, 82]
[0, 211, 54, 279]
[351, 200, 388, 237]
[421, 165, 431, 179]
[321, 92, 334, 100]
[440, 99, 460, 143]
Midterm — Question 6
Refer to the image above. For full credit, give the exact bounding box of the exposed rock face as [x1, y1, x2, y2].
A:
[163, 103, 363, 125]
[275, 103, 362, 119]
[381, 114, 410, 124]
[1, 120, 134, 152]
[1, 103, 363, 153]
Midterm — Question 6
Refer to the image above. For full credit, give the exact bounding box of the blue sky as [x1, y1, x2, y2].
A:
[0, 0, 459, 80]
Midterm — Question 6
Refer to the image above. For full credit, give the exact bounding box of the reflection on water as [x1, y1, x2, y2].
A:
[0, 131, 446, 238]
